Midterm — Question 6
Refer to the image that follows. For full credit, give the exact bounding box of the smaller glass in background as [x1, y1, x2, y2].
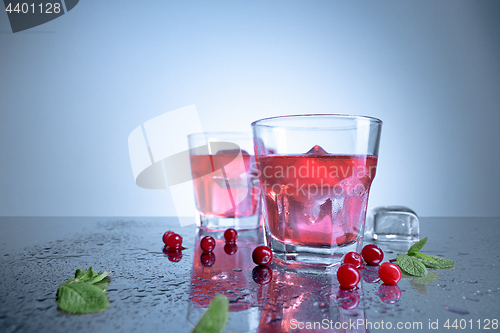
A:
[188, 132, 261, 231]
[365, 206, 419, 241]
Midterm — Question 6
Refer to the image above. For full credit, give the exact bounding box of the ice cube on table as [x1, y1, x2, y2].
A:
[306, 145, 328, 155]
[365, 206, 419, 241]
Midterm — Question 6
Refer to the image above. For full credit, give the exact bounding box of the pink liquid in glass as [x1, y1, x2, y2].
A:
[257, 147, 377, 248]
[190, 152, 260, 218]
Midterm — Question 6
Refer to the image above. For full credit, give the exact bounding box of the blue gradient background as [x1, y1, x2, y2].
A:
[1, 0, 499, 217]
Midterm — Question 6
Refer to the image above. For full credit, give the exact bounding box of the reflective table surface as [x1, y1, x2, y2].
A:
[1, 217, 499, 332]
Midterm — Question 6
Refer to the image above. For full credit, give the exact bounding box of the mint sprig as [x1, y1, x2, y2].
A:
[396, 236, 454, 277]
[192, 295, 229, 333]
[57, 266, 112, 314]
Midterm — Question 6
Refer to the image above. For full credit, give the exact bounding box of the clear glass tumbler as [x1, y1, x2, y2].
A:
[188, 132, 262, 231]
[252, 115, 382, 267]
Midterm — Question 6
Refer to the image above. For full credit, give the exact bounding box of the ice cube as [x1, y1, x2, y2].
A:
[365, 206, 419, 241]
[305, 145, 328, 155]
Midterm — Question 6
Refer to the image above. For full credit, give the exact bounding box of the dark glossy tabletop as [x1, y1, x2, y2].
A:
[1, 217, 499, 332]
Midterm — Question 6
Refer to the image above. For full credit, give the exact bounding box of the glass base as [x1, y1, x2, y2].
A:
[198, 214, 262, 231]
[265, 232, 363, 267]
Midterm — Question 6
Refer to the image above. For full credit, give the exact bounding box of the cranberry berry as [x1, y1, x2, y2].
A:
[162, 231, 175, 245]
[224, 228, 238, 243]
[378, 262, 402, 285]
[343, 252, 363, 268]
[166, 233, 183, 249]
[200, 236, 216, 252]
[252, 246, 273, 266]
[337, 263, 361, 289]
[361, 244, 384, 266]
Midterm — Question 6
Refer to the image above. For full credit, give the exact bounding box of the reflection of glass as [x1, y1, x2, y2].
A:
[252, 115, 382, 267]
[188, 132, 262, 231]
[187, 228, 264, 332]
[257, 266, 366, 333]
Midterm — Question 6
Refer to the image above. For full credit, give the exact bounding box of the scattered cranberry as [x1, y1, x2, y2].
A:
[224, 228, 238, 243]
[343, 252, 363, 268]
[361, 244, 384, 265]
[252, 266, 273, 285]
[200, 236, 216, 252]
[252, 246, 273, 266]
[378, 262, 402, 285]
[377, 284, 402, 304]
[223, 243, 238, 255]
[166, 233, 183, 249]
[200, 252, 215, 267]
[337, 263, 361, 289]
[162, 231, 175, 245]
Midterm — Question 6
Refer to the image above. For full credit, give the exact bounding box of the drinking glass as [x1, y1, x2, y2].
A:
[252, 115, 382, 266]
[188, 132, 262, 231]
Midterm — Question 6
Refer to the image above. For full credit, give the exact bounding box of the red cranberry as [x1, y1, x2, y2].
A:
[252, 246, 273, 266]
[361, 244, 384, 265]
[343, 252, 363, 268]
[378, 262, 402, 285]
[200, 252, 215, 267]
[252, 266, 273, 285]
[337, 263, 361, 289]
[162, 231, 174, 245]
[223, 243, 238, 255]
[200, 236, 216, 252]
[166, 233, 183, 249]
[224, 228, 238, 243]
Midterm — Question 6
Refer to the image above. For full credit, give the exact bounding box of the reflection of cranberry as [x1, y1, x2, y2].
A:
[200, 252, 216, 267]
[378, 284, 402, 304]
[163, 246, 183, 262]
[360, 265, 381, 283]
[252, 266, 272, 285]
[223, 243, 238, 255]
[336, 288, 360, 310]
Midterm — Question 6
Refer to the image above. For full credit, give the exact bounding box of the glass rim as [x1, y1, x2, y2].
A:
[251, 114, 383, 128]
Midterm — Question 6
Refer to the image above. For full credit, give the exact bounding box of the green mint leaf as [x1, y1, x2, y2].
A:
[57, 283, 109, 314]
[413, 252, 438, 263]
[192, 295, 229, 333]
[396, 254, 428, 277]
[419, 258, 441, 269]
[87, 271, 112, 284]
[75, 268, 86, 279]
[79, 266, 95, 281]
[427, 255, 454, 269]
[408, 236, 428, 255]
[93, 277, 111, 291]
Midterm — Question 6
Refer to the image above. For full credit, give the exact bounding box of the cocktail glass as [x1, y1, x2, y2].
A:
[252, 114, 382, 267]
[188, 132, 261, 231]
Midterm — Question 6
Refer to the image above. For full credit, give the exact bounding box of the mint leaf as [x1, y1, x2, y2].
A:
[427, 255, 454, 269]
[75, 268, 86, 279]
[87, 271, 111, 284]
[80, 266, 95, 281]
[419, 257, 441, 269]
[93, 277, 111, 291]
[57, 282, 109, 314]
[396, 254, 427, 277]
[192, 295, 229, 333]
[408, 236, 428, 255]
